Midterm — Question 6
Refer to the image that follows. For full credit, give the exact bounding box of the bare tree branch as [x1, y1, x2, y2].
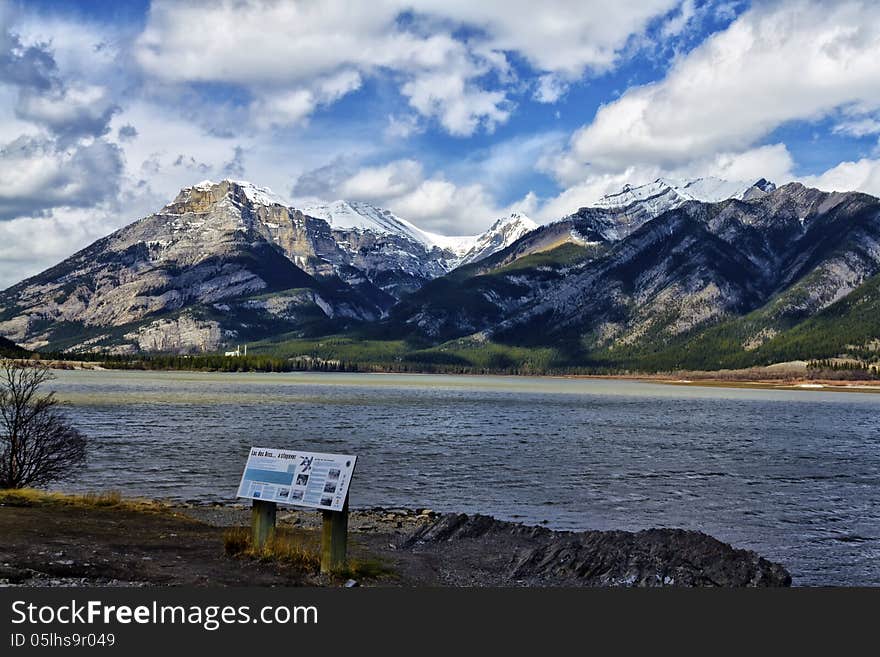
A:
[0, 361, 86, 489]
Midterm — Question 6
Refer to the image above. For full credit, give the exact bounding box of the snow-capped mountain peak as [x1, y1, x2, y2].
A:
[187, 179, 289, 207]
[176, 180, 537, 269]
[301, 200, 436, 249]
[301, 201, 537, 266]
[593, 176, 776, 215]
[456, 212, 538, 266]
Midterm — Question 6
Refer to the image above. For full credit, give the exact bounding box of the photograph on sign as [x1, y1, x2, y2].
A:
[236, 447, 356, 512]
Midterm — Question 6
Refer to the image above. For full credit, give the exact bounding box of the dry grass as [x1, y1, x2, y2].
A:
[222, 526, 251, 555]
[0, 488, 167, 513]
[223, 526, 393, 581]
[223, 526, 322, 572]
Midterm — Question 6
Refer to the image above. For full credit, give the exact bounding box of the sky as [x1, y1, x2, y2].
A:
[2, 0, 880, 287]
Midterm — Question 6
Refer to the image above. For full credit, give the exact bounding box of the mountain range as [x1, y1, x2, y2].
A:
[1, 176, 879, 372]
[0, 180, 535, 354]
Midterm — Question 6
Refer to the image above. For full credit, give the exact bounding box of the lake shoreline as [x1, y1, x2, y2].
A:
[28, 367, 880, 585]
[36, 358, 880, 395]
[0, 491, 791, 587]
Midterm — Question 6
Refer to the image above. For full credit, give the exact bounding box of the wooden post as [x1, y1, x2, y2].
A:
[251, 499, 277, 551]
[321, 496, 349, 573]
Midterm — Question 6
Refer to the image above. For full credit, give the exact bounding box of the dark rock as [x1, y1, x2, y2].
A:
[404, 513, 790, 587]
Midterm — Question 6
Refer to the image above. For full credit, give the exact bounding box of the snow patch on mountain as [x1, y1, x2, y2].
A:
[302, 200, 435, 248]
[457, 212, 538, 265]
[302, 200, 537, 266]
[419, 231, 476, 256]
[593, 176, 776, 216]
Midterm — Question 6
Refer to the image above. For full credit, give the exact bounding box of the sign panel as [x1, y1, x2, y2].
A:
[236, 447, 356, 512]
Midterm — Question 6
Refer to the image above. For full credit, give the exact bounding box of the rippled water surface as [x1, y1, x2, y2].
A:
[47, 370, 880, 586]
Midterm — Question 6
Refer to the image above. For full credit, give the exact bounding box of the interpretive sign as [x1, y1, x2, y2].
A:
[237, 447, 356, 512]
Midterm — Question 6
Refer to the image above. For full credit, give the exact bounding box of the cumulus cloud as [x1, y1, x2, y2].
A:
[0, 9, 125, 239]
[533, 74, 569, 104]
[293, 157, 535, 234]
[800, 158, 880, 197]
[0, 135, 124, 220]
[337, 160, 425, 202]
[549, 0, 880, 184]
[252, 70, 363, 127]
[414, 0, 679, 76]
[15, 83, 117, 141]
[0, 19, 118, 142]
[134, 0, 678, 134]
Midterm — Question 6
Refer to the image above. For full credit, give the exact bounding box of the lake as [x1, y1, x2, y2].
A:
[46, 369, 880, 586]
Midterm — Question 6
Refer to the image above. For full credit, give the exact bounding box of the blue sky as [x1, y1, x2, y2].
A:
[2, 0, 880, 286]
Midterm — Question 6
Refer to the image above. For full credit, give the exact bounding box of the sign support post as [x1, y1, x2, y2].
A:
[237, 447, 357, 570]
[251, 499, 277, 551]
[321, 495, 349, 573]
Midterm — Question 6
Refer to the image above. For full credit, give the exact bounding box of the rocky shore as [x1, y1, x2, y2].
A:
[0, 497, 791, 587]
[180, 504, 790, 587]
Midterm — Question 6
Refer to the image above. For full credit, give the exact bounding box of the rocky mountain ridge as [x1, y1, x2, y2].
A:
[0, 180, 536, 353]
[2, 175, 878, 368]
[391, 182, 880, 370]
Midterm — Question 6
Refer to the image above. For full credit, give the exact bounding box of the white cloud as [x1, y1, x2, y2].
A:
[15, 83, 117, 140]
[134, 0, 679, 134]
[800, 158, 880, 197]
[0, 135, 123, 220]
[4, 14, 127, 142]
[550, 0, 880, 184]
[252, 70, 363, 127]
[389, 177, 538, 234]
[293, 156, 536, 234]
[384, 113, 423, 140]
[833, 117, 880, 138]
[135, 1, 509, 135]
[402, 72, 510, 136]
[702, 143, 794, 184]
[660, 0, 697, 38]
[337, 160, 424, 202]
[414, 0, 679, 76]
[533, 74, 569, 104]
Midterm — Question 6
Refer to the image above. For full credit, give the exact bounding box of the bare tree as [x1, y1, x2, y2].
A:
[0, 361, 86, 489]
